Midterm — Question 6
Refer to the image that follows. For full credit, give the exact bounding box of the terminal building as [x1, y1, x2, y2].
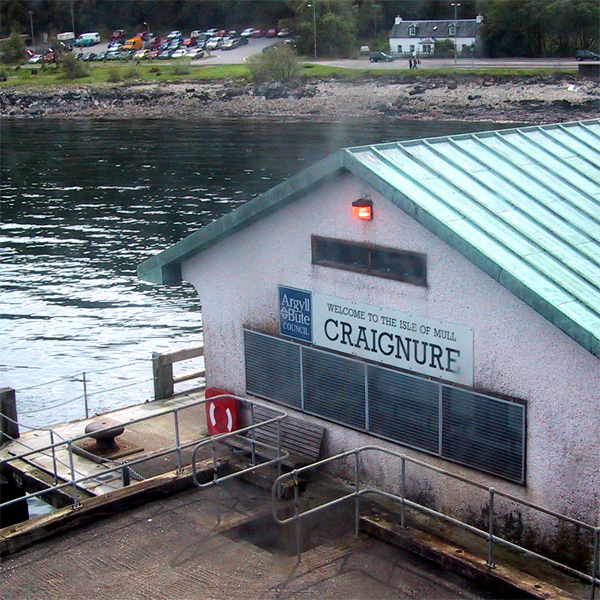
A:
[139, 120, 600, 540]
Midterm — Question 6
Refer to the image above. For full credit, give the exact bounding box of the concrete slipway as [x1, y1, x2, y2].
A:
[0, 387, 591, 600]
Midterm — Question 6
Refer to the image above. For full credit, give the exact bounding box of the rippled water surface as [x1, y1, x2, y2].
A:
[1, 117, 506, 426]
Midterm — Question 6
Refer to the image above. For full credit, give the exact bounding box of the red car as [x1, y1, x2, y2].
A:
[266, 29, 278, 38]
[252, 28, 266, 38]
[110, 29, 126, 41]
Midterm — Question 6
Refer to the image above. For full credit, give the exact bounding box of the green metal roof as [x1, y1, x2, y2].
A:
[138, 120, 600, 358]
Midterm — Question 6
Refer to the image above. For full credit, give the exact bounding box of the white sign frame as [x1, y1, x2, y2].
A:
[312, 293, 473, 385]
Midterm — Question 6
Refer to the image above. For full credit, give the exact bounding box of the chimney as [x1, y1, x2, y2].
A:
[395, 16, 402, 25]
[476, 14, 483, 23]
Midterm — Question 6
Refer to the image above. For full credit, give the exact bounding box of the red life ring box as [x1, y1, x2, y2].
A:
[205, 387, 240, 436]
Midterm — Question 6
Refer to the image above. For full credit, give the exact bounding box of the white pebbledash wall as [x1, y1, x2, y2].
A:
[182, 172, 600, 529]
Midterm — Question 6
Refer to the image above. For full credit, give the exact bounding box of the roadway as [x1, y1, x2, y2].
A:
[88, 38, 578, 70]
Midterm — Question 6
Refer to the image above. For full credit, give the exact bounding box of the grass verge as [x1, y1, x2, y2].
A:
[0, 62, 578, 88]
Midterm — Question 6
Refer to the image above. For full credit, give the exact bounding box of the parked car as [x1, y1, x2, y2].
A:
[205, 28, 219, 36]
[170, 48, 188, 59]
[28, 53, 43, 64]
[107, 42, 123, 51]
[150, 37, 163, 50]
[110, 29, 126, 41]
[134, 49, 151, 60]
[105, 50, 122, 60]
[183, 36, 197, 47]
[241, 28, 255, 37]
[277, 28, 291, 38]
[576, 49, 600, 61]
[81, 52, 97, 61]
[166, 30, 183, 40]
[369, 51, 394, 62]
[252, 28, 266, 38]
[186, 47, 204, 59]
[74, 32, 101, 46]
[157, 49, 173, 59]
[222, 37, 241, 50]
[267, 28, 278, 38]
[205, 36, 224, 50]
[94, 51, 109, 61]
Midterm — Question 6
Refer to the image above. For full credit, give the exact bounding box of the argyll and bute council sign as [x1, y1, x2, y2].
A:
[278, 285, 474, 386]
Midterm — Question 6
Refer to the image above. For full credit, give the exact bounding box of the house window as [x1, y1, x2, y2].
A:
[409, 44, 415, 53]
[312, 236, 427, 286]
[422, 44, 432, 54]
[409, 25, 416, 36]
[449, 24, 456, 36]
[397, 44, 402, 53]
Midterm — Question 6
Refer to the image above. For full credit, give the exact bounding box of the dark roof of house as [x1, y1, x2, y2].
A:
[138, 120, 600, 359]
[390, 19, 482, 39]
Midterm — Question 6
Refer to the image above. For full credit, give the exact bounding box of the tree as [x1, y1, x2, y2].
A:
[434, 38, 455, 56]
[0, 28, 27, 64]
[287, 0, 358, 58]
[61, 50, 88, 78]
[246, 44, 300, 84]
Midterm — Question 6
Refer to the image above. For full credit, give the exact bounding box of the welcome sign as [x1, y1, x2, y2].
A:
[279, 286, 474, 385]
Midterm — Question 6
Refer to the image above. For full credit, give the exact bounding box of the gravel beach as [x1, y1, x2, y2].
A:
[1, 73, 599, 123]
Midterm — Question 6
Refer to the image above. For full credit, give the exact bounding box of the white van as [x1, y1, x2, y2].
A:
[74, 32, 101, 47]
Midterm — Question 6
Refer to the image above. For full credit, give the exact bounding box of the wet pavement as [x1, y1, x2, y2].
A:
[0, 477, 517, 600]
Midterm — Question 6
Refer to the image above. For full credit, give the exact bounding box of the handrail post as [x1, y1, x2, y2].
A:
[50, 429, 59, 485]
[82, 372, 89, 419]
[250, 403, 256, 466]
[67, 440, 80, 509]
[293, 470, 302, 564]
[212, 438, 221, 525]
[174, 408, 182, 473]
[486, 487, 496, 568]
[400, 455, 408, 529]
[354, 450, 360, 537]
[591, 527, 599, 600]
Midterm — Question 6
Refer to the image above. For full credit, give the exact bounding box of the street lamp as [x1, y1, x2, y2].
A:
[70, 2, 75, 35]
[28, 11, 34, 48]
[451, 2, 460, 65]
[143, 21, 149, 34]
[307, 2, 317, 59]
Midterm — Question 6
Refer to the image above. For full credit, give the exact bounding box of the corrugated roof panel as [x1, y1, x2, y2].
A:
[488, 133, 600, 200]
[345, 120, 600, 356]
[434, 142, 594, 250]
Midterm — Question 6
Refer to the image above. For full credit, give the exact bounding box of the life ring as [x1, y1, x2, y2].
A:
[205, 387, 239, 436]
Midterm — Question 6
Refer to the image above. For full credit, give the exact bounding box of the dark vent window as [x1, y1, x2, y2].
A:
[312, 236, 427, 286]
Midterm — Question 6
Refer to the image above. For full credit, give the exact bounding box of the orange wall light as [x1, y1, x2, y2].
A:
[352, 199, 373, 221]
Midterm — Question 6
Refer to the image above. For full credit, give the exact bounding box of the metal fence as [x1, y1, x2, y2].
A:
[271, 445, 600, 600]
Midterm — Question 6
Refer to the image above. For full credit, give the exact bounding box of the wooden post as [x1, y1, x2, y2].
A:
[152, 352, 174, 401]
[1, 387, 19, 444]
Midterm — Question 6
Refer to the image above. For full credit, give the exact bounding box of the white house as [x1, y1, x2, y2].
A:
[139, 121, 600, 550]
[389, 14, 483, 56]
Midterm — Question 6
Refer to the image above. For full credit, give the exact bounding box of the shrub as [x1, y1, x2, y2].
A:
[0, 30, 27, 64]
[123, 66, 139, 79]
[107, 68, 122, 83]
[246, 45, 300, 84]
[171, 57, 191, 75]
[61, 52, 88, 79]
[0, 68, 9, 81]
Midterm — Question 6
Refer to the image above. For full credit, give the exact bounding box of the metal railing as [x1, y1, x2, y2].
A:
[271, 445, 600, 600]
[7, 345, 205, 425]
[0, 394, 222, 514]
[191, 397, 289, 525]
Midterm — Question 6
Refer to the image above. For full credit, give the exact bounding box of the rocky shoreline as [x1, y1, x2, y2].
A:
[1, 73, 599, 124]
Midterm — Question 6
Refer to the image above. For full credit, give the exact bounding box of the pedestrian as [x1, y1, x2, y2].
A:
[408, 56, 413, 69]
